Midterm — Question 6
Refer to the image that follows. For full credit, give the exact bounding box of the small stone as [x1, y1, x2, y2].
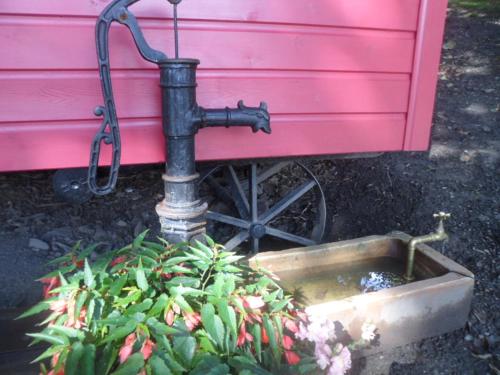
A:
[125, 187, 134, 193]
[78, 225, 95, 235]
[116, 220, 128, 228]
[483, 88, 495, 94]
[29, 238, 50, 251]
[460, 152, 471, 162]
[443, 40, 456, 50]
[482, 126, 492, 133]
[464, 334, 474, 342]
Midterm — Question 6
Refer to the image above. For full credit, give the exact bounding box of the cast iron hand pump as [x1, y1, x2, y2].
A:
[88, 0, 271, 243]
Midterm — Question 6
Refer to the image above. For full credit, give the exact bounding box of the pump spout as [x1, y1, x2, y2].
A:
[197, 100, 271, 134]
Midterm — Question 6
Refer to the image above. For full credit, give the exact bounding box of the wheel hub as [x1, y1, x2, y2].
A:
[250, 223, 266, 239]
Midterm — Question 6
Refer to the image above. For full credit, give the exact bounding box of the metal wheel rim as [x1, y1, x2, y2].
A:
[199, 161, 326, 252]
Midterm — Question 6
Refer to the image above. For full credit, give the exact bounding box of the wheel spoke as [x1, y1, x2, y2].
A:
[241, 162, 291, 191]
[250, 164, 258, 222]
[265, 226, 316, 246]
[259, 180, 316, 224]
[227, 166, 250, 218]
[250, 238, 259, 254]
[206, 211, 251, 229]
[224, 231, 250, 251]
[205, 175, 233, 205]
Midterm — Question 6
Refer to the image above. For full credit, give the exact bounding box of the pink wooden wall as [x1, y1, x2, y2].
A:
[0, 0, 448, 172]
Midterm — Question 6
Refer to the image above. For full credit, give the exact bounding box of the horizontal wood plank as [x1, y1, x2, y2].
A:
[0, 0, 420, 31]
[0, 71, 410, 123]
[0, 17, 415, 72]
[0, 114, 406, 171]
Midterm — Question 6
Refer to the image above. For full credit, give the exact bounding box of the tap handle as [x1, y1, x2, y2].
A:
[433, 212, 451, 221]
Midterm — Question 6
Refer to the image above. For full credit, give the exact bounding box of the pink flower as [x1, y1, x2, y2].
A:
[284, 350, 301, 365]
[110, 256, 127, 267]
[140, 338, 155, 361]
[41, 277, 60, 299]
[300, 315, 336, 344]
[165, 308, 175, 326]
[282, 335, 294, 350]
[295, 321, 309, 341]
[283, 317, 299, 334]
[314, 342, 333, 370]
[328, 345, 352, 375]
[119, 333, 137, 363]
[237, 321, 253, 347]
[261, 326, 269, 344]
[49, 299, 67, 315]
[243, 296, 265, 310]
[183, 312, 201, 331]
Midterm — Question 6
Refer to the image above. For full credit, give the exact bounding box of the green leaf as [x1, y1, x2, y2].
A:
[187, 247, 212, 261]
[101, 320, 137, 344]
[46, 325, 84, 340]
[84, 259, 95, 289]
[190, 355, 229, 375]
[221, 275, 236, 295]
[198, 336, 216, 354]
[117, 289, 142, 307]
[201, 304, 225, 349]
[136, 258, 149, 291]
[146, 317, 179, 336]
[126, 298, 153, 315]
[263, 315, 280, 362]
[27, 332, 67, 346]
[194, 240, 213, 258]
[173, 294, 192, 313]
[216, 301, 237, 338]
[77, 243, 101, 261]
[272, 314, 283, 344]
[65, 341, 84, 375]
[147, 293, 168, 318]
[75, 290, 88, 323]
[16, 301, 50, 319]
[251, 324, 262, 362]
[31, 345, 65, 363]
[133, 230, 149, 249]
[96, 342, 117, 375]
[86, 298, 95, 326]
[270, 298, 291, 314]
[227, 356, 273, 375]
[164, 256, 192, 267]
[80, 344, 96, 375]
[109, 275, 128, 297]
[149, 354, 172, 375]
[110, 352, 144, 375]
[173, 335, 196, 367]
[157, 352, 186, 374]
[204, 235, 215, 248]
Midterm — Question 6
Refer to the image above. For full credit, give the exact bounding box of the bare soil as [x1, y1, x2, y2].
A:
[0, 4, 498, 375]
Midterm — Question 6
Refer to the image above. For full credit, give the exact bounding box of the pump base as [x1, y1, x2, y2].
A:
[156, 199, 208, 243]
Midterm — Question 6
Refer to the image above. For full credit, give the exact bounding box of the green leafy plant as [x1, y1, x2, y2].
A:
[20, 232, 310, 375]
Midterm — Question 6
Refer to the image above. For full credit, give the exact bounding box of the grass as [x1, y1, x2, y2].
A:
[449, 0, 500, 15]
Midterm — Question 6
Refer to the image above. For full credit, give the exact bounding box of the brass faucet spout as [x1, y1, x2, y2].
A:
[404, 212, 450, 281]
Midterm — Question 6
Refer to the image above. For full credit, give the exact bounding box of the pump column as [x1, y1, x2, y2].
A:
[155, 59, 207, 243]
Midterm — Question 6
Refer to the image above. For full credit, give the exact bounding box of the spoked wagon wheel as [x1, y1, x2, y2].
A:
[199, 162, 327, 253]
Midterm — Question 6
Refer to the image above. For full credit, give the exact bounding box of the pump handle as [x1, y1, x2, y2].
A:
[89, 0, 168, 195]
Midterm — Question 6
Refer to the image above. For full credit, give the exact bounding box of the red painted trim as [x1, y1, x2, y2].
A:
[404, 0, 448, 150]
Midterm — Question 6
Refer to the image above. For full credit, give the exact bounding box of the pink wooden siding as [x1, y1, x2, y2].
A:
[0, 0, 448, 172]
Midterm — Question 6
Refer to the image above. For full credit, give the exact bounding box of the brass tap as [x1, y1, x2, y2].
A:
[404, 212, 450, 281]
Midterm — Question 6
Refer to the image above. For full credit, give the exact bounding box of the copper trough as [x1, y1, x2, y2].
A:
[250, 232, 474, 353]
